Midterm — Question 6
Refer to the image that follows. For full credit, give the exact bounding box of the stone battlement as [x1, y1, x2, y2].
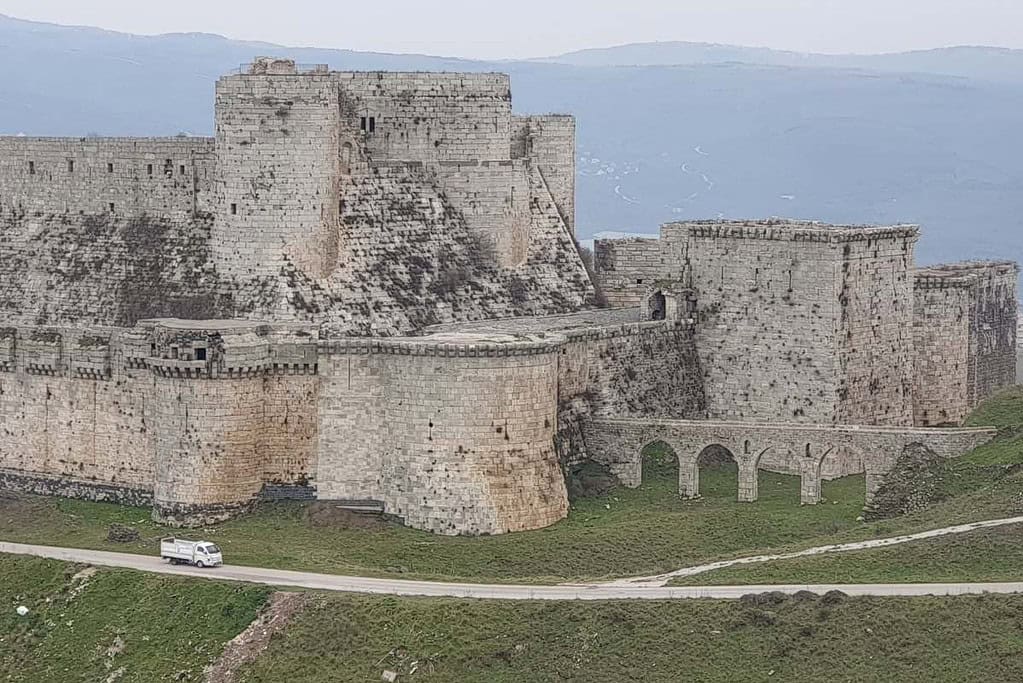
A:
[665, 219, 920, 243]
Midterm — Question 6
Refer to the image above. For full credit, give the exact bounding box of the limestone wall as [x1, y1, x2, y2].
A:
[513, 115, 576, 235]
[834, 230, 917, 426]
[429, 160, 531, 267]
[337, 72, 512, 163]
[0, 320, 320, 524]
[213, 72, 341, 279]
[914, 261, 1019, 425]
[316, 334, 567, 535]
[0, 327, 155, 504]
[0, 137, 214, 218]
[593, 237, 680, 308]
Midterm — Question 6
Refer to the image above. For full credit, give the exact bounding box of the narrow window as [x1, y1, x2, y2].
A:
[67, 159, 74, 173]
[369, 116, 376, 133]
[107, 162, 114, 173]
[28, 161, 35, 175]
[108, 202, 115, 212]
[195, 348, 207, 361]
[339, 198, 345, 214]
[636, 279, 644, 285]
[147, 164, 153, 176]
[230, 203, 237, 215]
[179, 165, 186, 175]
[360, 117, 367, 131]
[163, 159, 173, 177]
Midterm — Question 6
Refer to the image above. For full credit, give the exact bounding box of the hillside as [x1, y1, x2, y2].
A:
[544, 41, 1023, 83]
[0, 14, 1021, 270]
[4, 554, 1023, 682]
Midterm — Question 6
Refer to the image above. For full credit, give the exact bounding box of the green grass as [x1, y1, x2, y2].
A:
[0, 554, 269, 682]
[669, 524, 1023, 586]
[235, 590, 1023, 682]
[1, 388, 1021, 585]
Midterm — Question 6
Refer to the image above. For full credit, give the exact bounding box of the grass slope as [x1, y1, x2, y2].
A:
[236, 591, 1023, 682]
[1, 389, 1020, 585]
[0, 555, 269, 682]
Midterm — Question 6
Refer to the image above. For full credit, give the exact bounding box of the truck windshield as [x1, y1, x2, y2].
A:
[205, 545, 221, 554]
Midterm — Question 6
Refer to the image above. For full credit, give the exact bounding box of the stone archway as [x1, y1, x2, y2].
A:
[640, 440, 681, 496]
[682, 444, 739, 500]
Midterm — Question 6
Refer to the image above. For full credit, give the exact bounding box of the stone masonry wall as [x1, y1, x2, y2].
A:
[213, 72, 341, 279]
[913, 261, 1019, 426]
[430, 160, 531, 267]
[593, 237, 680, 308]
[315, 335, 567, 535]
[969, 262, 1019, 403]
[835, 230, 917, 426]
[913, 274, 973, 426]
[0, 137, 214, 218]
[0, 327, 154, 502]
[0, 321, 319, 525]
[649, 220, 919, 427]
[513, 115, 576, 235]
[337, 72, 512, 163]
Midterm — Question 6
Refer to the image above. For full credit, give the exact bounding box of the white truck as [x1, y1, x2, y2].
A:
[160, 538, 223, 568]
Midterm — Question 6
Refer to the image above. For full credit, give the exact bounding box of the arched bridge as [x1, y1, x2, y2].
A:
[585, 419, 997, 505]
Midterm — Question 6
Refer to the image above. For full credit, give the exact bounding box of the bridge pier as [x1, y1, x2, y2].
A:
[679, 460, 699, 498]
[737, 463, 758, 502]
[800, 461, 822, 505]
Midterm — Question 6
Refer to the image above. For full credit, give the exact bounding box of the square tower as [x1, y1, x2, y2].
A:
[665, 220, 919, 426]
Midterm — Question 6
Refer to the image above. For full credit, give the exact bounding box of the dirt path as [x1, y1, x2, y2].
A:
[204, 592, 308, 683]
[603, 515, 1023, 587]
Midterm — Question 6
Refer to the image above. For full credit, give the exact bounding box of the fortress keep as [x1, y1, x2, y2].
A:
[0, 60, 1016, 534]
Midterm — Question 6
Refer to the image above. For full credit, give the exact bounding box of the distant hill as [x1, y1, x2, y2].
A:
[1, 14, 1021, 270]
[542, 42, 1023, 83]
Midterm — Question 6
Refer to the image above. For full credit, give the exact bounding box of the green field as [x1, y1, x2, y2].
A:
[5, 554, 1023, 683]
[670, 523, 1023, 586]
[1, 388, 1020, 584]
[0, 555, 268, 683]
[234, 589, 1023, 682]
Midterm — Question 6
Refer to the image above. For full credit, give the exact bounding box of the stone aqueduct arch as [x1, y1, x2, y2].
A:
[589, 419, 997, 505]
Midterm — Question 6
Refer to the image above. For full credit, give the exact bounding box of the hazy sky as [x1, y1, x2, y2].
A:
[3, 0, 1022, 59]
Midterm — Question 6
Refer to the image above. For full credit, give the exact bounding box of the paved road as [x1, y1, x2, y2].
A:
[4, 541, 1023, 601]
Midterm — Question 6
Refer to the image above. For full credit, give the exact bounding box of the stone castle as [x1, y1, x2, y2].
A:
[0, 58, 1015, 534]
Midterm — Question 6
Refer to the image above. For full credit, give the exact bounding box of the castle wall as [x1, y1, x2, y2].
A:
[213, 72, 341, 279]
[969, 262, 1019, 402]
[0, 137, 214, 217]
[593, 237, 680, 308]
[513, 115, 576, 235]
[337, 72, 512, 163]
[0, 328, 154, 504]
[913, 262, 1019, 426]
[316, 335, 567, 535]
[676, 222, 844, 423]
[834, 231, 917, 426]
[913, 275, 973, 426]
[429, 160, 531, 267]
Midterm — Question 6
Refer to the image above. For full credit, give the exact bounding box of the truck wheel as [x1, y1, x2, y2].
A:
[196, 560, 206, 569]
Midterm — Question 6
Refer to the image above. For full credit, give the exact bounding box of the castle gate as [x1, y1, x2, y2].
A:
[584, 419, 997, 505]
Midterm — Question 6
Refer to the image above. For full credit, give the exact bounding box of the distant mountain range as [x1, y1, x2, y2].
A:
[1, 14, 1021, 270]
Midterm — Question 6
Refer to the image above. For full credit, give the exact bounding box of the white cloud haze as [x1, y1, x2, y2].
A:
[2, 0, 1022, 59]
